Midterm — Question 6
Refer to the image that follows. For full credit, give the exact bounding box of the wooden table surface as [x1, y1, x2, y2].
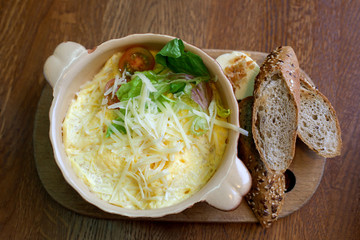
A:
[1, 0, 359, 239]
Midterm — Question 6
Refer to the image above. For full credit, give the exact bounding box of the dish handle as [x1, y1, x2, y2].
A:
[43, 42, 87, 88]
[204, 157, 251, 211]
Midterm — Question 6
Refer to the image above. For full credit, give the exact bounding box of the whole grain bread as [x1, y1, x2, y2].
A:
[298, 75, 342, 157]
[252, 46, 300, 172]
[238, 97, 285, 228]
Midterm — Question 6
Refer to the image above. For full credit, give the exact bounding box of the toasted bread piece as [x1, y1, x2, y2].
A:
[298, 76, 342, 157]
[252, 46, 300, 172]
[238, 97, 285, 228]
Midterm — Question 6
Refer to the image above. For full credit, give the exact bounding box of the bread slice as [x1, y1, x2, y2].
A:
[298, 75, 342, 157]
[252, 46, 300, 172]
[238, 97, 285, 228]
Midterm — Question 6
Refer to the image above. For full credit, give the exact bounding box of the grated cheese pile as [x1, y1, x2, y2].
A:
[63, 52, 231, 209]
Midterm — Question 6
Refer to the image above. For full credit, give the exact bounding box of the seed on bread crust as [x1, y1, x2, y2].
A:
[298, 74, 342, 158]
[239, 97, 286, 228]
[252, 46, 300, 172]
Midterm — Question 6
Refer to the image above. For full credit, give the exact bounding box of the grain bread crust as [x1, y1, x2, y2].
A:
[252, 46, 300, 172]
[298, 76, 342, 157]
[238, 97, 285, 228]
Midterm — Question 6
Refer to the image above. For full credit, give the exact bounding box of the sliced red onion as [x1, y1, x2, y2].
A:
[191, 82, 213, 110]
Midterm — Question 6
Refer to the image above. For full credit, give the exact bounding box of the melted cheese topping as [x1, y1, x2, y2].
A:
[216, 51, 260, 100]
[63, 52, 229, 209]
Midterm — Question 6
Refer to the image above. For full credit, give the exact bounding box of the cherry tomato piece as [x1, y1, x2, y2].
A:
[118, 47, 155, 73]
[104, 78, 120, 105]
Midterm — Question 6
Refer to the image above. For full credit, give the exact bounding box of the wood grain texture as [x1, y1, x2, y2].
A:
[0, 0, 359, 239]
[33, 50, 325, 223]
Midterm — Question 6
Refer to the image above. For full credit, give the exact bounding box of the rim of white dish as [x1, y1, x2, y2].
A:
[48, 33, 241, 217]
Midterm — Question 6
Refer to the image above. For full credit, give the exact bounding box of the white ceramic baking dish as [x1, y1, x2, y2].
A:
[43, 33, 251, 218]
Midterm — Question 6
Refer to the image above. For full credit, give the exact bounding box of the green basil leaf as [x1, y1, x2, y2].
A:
[169, 82, 186, 93]
[167, 52, 209, 77]
[156, 39, 210, 77]
[155, 39, 184, 67]
[156, 39, 184, 61]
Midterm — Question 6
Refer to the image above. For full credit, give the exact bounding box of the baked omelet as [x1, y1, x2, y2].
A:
[63, 50, 231, 209]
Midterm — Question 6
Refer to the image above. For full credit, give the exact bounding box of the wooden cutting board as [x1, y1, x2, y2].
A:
[33, 49, 325, 222]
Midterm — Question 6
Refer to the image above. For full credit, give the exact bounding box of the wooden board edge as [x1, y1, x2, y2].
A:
[33, 49, 326, 222]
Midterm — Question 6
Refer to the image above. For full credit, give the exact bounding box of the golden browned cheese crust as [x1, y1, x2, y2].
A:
[238, 97, 285, 228]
